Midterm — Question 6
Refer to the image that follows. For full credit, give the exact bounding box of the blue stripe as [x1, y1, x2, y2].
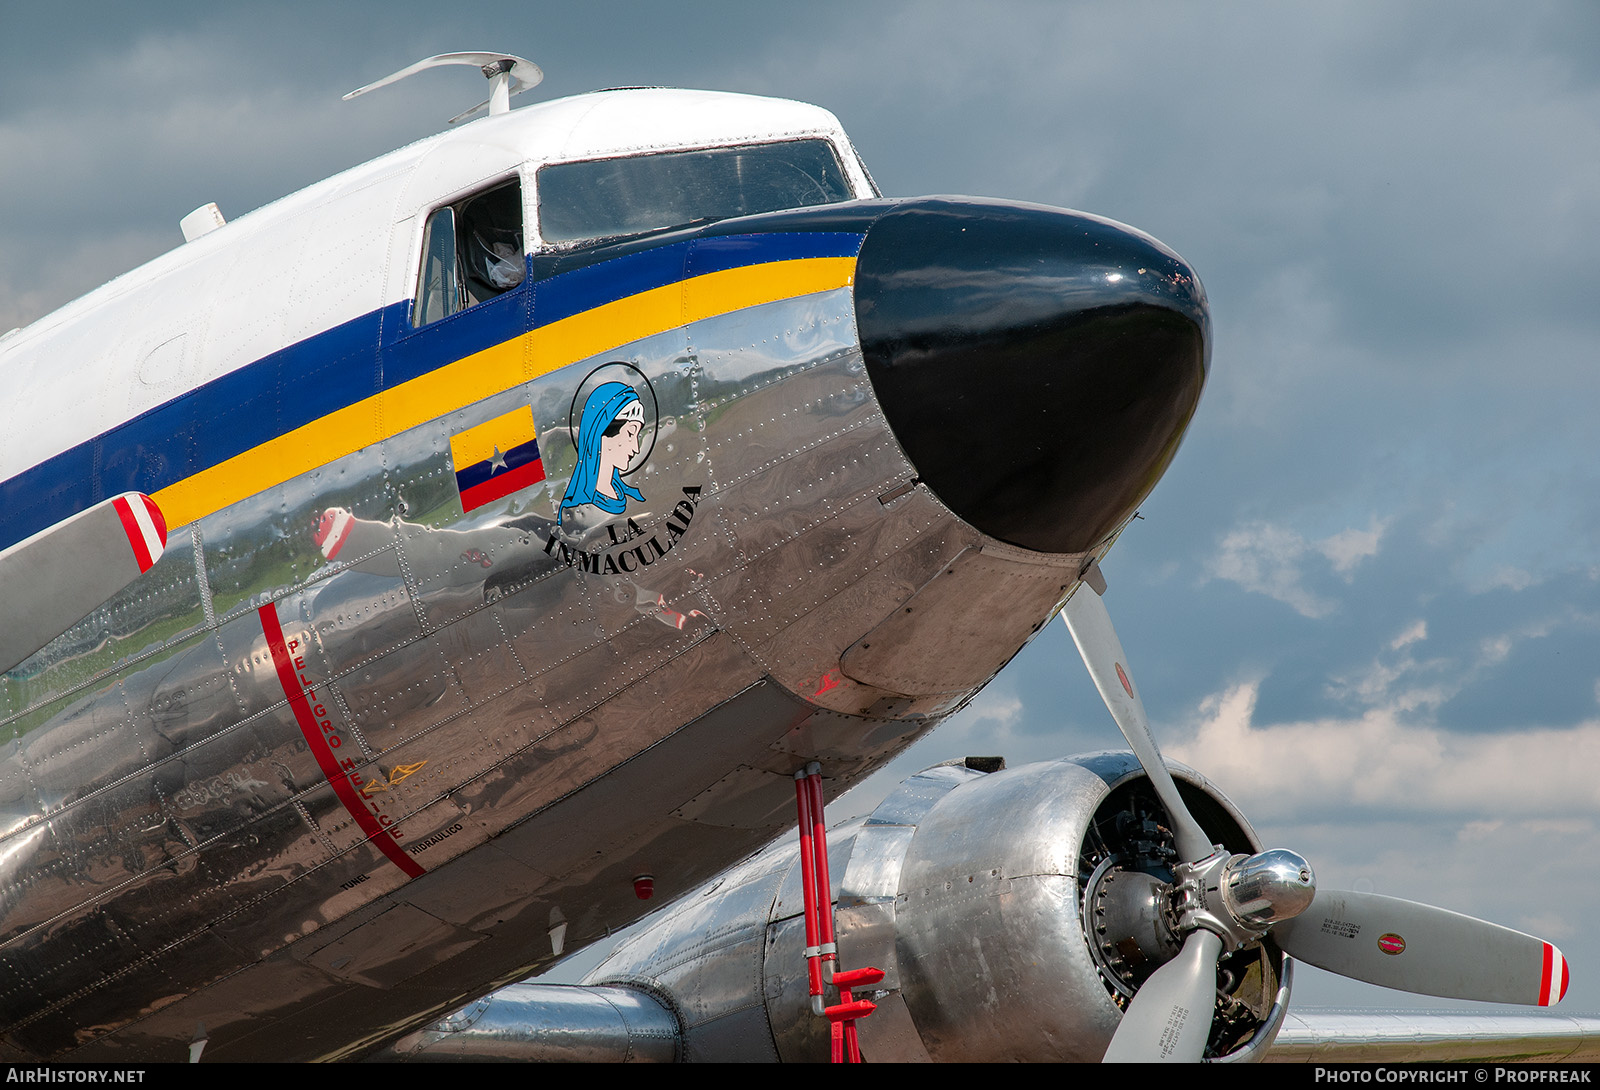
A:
[2, 302, 402, 553]
[532, 242, 689, 329]
[381, 280, 530, 388]
[687, 232, 862, 277]
[532, 232, 862, 328]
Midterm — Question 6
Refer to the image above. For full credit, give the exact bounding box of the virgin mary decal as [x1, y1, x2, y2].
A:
[559, 373, 654, 526]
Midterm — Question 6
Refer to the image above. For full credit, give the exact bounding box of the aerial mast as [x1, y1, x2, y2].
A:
[342, 51, 543, 124]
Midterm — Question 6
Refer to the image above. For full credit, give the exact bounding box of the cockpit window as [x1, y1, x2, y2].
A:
[414, 177, 525, 328]
[537, 139, 854, 244]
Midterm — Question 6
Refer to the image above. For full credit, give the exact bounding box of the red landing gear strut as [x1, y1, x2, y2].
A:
[794, 762, 884, 1063]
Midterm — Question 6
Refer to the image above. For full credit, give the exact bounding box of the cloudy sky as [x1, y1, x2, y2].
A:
[4, 1, 1597, 1017]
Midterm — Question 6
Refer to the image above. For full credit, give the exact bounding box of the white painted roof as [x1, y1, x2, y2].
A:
[0, 88, 870, 478]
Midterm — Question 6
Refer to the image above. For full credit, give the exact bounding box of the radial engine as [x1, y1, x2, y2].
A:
[383, 753, 1292, 1062]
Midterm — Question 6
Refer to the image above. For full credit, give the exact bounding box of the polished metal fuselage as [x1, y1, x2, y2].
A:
[0, 82, 1215, 1062]
[1268, 1012, 1600, 1064]
[0, 281, 1082, 1060]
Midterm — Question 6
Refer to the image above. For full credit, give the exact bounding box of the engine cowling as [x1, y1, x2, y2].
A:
[577, 752, 1290, 1062]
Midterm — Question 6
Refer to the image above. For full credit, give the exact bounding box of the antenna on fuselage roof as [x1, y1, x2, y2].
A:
[342, 52, 544, 125]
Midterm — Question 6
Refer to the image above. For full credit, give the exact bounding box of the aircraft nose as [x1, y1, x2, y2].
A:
[854, 197, 1209, 555]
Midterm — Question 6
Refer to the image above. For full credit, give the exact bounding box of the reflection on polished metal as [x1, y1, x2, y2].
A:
[4, 66, 1572, 1065]
[1166, 848, 1316, 958]
[0, 83, 1217, 1061]
[0, 492, 169, 674]
[1221, 849, 1316, 928]
[538, 755, 1292, 1063]
[1268, 1012, 1600, 1064]
[0, 263, 1141, 1059]
[373, 983, 679, 1063]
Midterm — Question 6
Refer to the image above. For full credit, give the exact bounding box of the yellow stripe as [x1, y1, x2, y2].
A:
[683, 257, 854, 324]
[450, 406, 539, 469]
[151, 255, 855, 529]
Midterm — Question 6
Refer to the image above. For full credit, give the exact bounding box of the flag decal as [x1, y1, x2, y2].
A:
[450, 406, 546, 513]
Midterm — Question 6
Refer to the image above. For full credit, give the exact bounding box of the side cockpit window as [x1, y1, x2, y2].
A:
[414, 178, 525, 327]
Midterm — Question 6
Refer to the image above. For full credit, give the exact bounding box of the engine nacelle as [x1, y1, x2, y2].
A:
[578, 752, 1291, 1062]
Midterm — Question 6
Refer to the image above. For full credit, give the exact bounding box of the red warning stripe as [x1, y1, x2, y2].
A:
[257, 604, 423, 879]
[111, 493, 167, 572]
[1539, 942, 1569, 1006]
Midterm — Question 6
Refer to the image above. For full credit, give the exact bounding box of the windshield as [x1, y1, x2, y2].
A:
[537, 139, 854, 244]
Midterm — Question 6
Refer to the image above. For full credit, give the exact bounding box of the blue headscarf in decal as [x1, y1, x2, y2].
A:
[559, 381, 647, 525]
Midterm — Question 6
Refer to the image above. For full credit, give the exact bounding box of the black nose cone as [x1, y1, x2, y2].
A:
[854, 197, 1209, 555]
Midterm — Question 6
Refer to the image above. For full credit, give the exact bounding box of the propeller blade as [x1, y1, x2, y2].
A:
[1060, 580, 1213, 862]
[1102, 929, 1222, 1062]
[1276, 889, 1570, 1006]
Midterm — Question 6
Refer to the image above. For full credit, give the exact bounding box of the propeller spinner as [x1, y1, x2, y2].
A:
[1060, 567, 1569, 1063]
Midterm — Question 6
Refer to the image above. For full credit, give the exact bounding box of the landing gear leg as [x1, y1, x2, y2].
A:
[793, 762, 883, 1061]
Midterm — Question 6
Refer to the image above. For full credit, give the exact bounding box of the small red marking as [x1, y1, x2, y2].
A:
[112, 495, 155, 572]
[1378, 933, 1405, 955]
[1115, 662, 1134, 700]
[653, 595, 705, 630]
[1539, 942, 1568, 1005]
[258, 604, 423, 879]
[814, 670, 842, 697]
[141, 495, 167, 548]
[314, 508, 354, 560]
